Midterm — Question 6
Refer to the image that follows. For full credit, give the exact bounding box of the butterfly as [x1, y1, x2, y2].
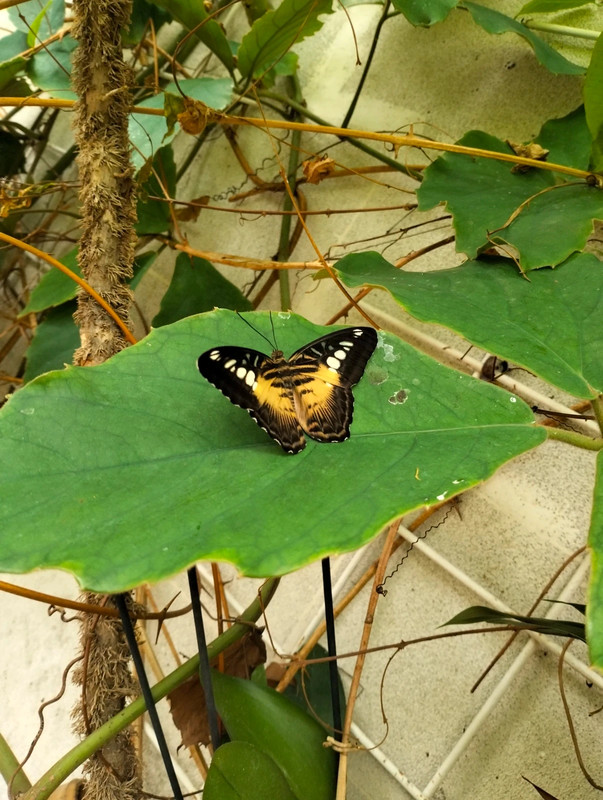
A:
[197, 326, 378, 453]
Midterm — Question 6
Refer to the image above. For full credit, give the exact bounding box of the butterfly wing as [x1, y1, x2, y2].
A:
[289, 327, 377, 443]
[197, 346, 306, 453]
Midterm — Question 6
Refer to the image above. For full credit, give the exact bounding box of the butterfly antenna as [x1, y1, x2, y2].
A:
[235, 310, 277, 351]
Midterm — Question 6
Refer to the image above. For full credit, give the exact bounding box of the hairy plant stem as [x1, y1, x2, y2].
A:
[71, 0, 137, 366]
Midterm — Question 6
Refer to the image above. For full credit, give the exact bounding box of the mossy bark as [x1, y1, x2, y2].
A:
[70, 1, 141, 797]
[71, 0, 136, 366]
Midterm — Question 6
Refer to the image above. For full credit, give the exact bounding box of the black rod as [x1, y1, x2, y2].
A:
[321, 557, 342, 739]
[187, 567, 222, 750]
[115, 593, 184, 800]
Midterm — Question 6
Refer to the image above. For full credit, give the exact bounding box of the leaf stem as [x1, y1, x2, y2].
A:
[544, 426, 603, 451]
[591, 395, 603, 436]
[520, 18, 601, 42]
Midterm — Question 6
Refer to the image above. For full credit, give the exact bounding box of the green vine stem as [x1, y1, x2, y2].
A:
[20, 577, 280, 800]
[545, 426, 603, 451]
[592, 395, 603, 435]
[521, 19, 601, 41]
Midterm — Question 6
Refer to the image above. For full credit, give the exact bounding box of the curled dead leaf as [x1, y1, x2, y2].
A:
[506, 140, 549, 173]
[168, 628, 266, 747]
[302, 155, 336, 185]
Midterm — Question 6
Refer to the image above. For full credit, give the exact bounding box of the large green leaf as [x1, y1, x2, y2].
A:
[152, 254, 251, 327]
[145, 0, 234, 73]
[204, 741, 297, 800]
[211, 670, 336, 800]
[390, 0, 457, 25]
[335, 251, 603, 399]
[584, 32, 603, 171]
[417, 124, 602, 269]
[129, 79, 233, 171]
[462, 2, 584, 75]
[588, 452, 603, 668]
[237, 0, 334, 78]
[0, 311, 544, 591]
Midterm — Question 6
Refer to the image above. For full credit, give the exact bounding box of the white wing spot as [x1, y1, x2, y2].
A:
[236, 367, 247, 379]
[333, 349, 347, 360]
[224, 358, 236, 369]
[209, 350, 220, 360]
[326, 356, 340, 369]
[353, 328, 364, 336]
[245, 371, 256, 386]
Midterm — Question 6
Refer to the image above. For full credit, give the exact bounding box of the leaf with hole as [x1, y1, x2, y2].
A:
[0, 311, 544, 591]
[417, 118, 602, 269]
[335, 251, 603, 399]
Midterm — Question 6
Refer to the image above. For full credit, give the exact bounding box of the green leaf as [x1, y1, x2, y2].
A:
[390, 0, 458, 26]
[129, 78, 233, 171]
[334, 251, 603, 399]
[145, 0, 234, 73]
[282, 644, 346, 732]
[0, 55, 28, 93]
[20, 247, 80, 314]
[23, 302, 79, 382]
[27, 36, 77, 98]
[537, 106, 591, 171]
[417, 126, 602, 269]
[518, 0, 593, 12]
[136, 146, 177, 235]
[588, 451, 603, 668]
[0, 130, 26, 177]
[584, 32, 603, 170]
[417, 130, 552, 259]
[123, 0, 172, 45]
[152, 254, 251, 327]
[211, 670, 336, 800]
[0, 311, 544, 591]
[237, 0, 334, 78]
[20, 250, 156, 315]
[204, 741, 298, 800]
[462, 2, 584, 75]
[444, 605, 586, 641]
[9, 0, 64, 35]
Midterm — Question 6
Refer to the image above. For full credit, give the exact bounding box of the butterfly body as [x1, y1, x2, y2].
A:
[198, 326, 377, 453]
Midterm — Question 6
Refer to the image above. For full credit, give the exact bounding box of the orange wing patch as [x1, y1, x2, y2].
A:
[252, 374, 306, 453]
